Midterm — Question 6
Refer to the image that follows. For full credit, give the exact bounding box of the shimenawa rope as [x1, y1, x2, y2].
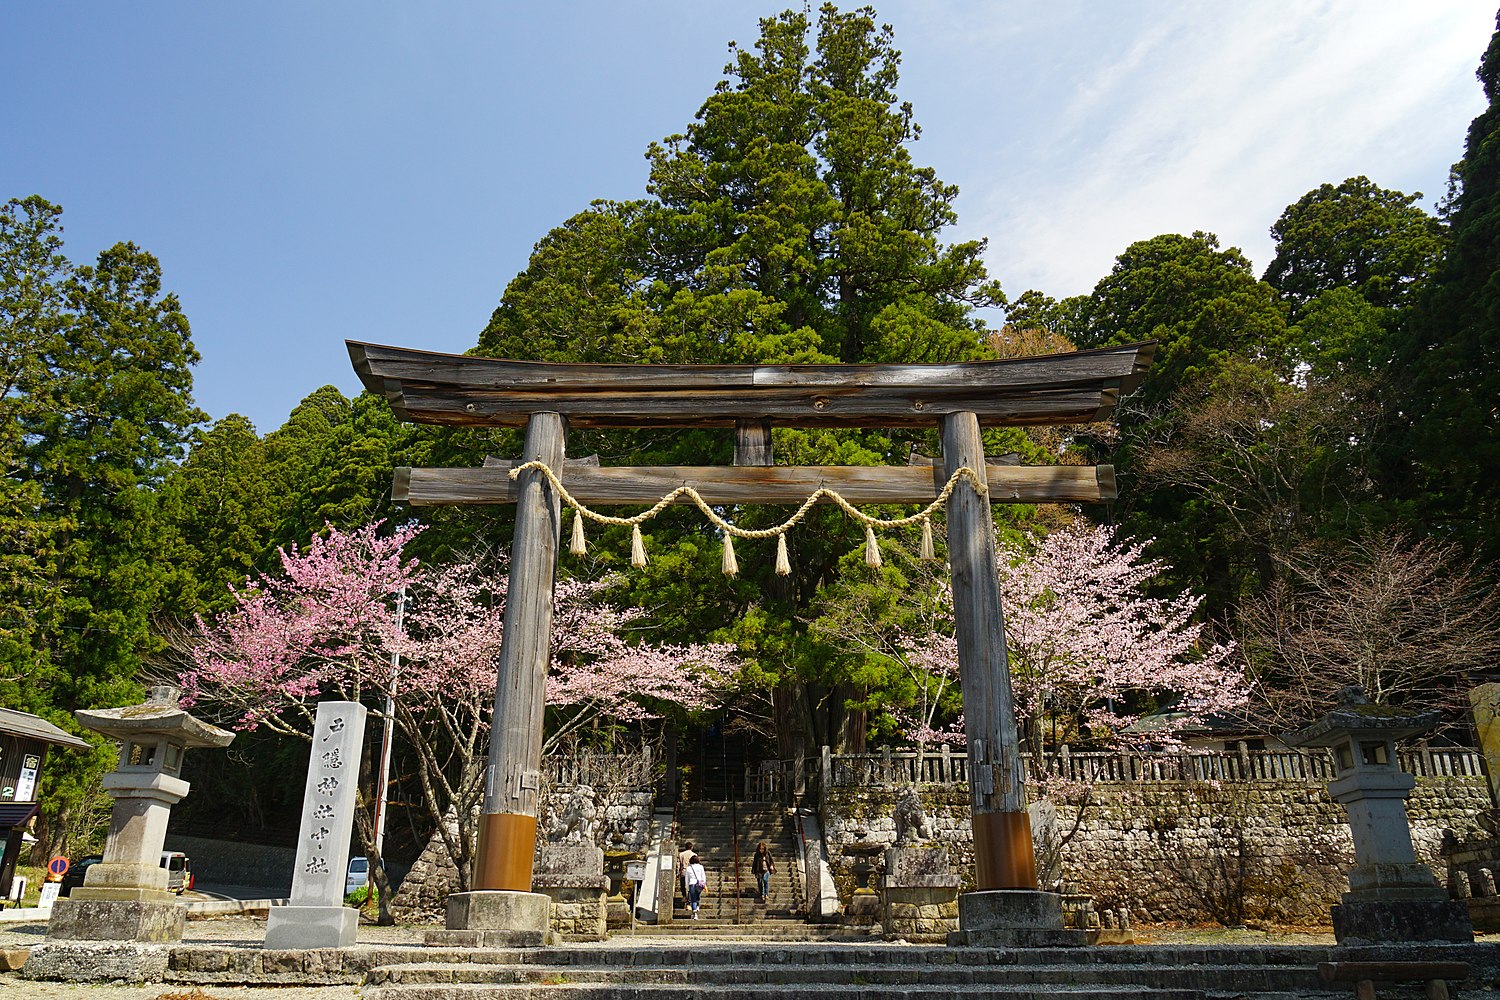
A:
[508, 460, 987, 576]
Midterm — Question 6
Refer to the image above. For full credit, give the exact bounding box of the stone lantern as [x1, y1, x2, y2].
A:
[47, 686, 233, 943]
[1284, 686, 1472, 945]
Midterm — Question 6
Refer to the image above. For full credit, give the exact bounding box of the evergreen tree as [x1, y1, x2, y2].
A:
[0, 197, 68, 693]
[1264, 176, 1446, 315]
[157, 414, 277, 611]
[1073, 231, 1289, 405]
[1, 197, 205, 852]
[1394, 13, 1500, 558]
[1069, 231, 1290, 619]
[472, 5, 1011, 753]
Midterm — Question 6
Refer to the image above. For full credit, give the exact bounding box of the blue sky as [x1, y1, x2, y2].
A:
[4, 2, 1493, 434]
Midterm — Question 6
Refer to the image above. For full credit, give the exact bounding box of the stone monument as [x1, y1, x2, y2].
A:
[46, 686, 233, 943]
[1285, 686, 1473, 945]
[264, 701, 368, 949]
[532, 784, 608, 941]
[883, 787, 960, 942]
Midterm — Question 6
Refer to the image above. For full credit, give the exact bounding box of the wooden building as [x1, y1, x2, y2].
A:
[0, 708, 90, 898]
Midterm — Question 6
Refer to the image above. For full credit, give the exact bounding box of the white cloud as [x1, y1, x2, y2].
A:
[942, 2, 1494, 300]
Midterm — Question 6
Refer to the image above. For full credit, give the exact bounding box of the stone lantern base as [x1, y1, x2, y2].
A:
[1333, 897, 1473, 946]
[1331, 862, 1474, 945]
[44, 897, 185, 943]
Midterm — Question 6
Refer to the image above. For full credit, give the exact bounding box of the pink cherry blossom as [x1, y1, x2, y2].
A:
[895, 523, 1247, 770]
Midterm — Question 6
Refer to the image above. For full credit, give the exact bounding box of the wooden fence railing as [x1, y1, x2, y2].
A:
[542, 749, 654, 789]
[744, 744, 1486, 801]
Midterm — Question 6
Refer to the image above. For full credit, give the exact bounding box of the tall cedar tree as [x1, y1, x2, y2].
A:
[473, 5, 1008, 755]
[1393, 12, 1500, 559]
[1264, 176, 1447, 315]
[1068, 232, 1289, 619]
[1, 197, 204, 854]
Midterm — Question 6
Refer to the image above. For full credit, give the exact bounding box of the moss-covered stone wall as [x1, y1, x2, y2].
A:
[820, 777, 1489, 925]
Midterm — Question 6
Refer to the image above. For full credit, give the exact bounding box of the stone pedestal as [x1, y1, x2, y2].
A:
[883, 846, 961, 943]
[947, 890, 1087, 947]
[843, 887, 882, 927]
[44, 898, 184, 943]
[264, 905, 360, 949]
[1331, 862, 1473, 945]
[1333, 897, 1473, 946]
[425, 890, 550, 948]
[533, 842, 607, 941]
[535, 880, 609, 940]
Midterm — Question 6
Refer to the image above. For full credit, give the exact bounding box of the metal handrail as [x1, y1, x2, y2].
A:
[730, 797, 741, 926]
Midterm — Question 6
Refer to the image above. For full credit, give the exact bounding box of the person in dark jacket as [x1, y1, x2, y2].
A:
[752, 842, 774, 903]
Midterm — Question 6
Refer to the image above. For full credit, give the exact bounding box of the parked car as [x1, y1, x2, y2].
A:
[58, 855, 102, 897]
[345, 856, 369, 898]
[159, 851, 193, 894]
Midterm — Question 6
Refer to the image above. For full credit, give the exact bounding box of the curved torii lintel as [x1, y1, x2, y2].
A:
[347, 340, 1155, 429]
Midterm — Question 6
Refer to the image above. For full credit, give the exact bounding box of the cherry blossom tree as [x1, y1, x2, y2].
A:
[994, 523, 1246, 773]
[178, 520, 420, 736]
[178, 523, 740, 901]
[885, 522, 1246, 777]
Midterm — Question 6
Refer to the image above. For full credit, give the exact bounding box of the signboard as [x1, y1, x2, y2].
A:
[625, 861, 646, 882]
[47, 856, 69, 877]
[15, 754, 39, 802]
[37, 881, 60, 909]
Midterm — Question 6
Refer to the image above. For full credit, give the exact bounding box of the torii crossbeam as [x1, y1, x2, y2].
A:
[350, 339, 1153, 942]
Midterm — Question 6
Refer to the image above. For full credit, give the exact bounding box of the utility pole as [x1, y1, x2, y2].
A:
[374, 586, 405, 861]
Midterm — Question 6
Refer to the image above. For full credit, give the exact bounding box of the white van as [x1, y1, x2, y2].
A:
[159, 851, 192, 894]
[345, 856, 369, 897]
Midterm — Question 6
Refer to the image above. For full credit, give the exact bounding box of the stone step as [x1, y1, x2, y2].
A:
[648, 923, 858, 929]
[621, 930, 879, 942]
[430, 943, 1340, 967]
[366, 988, 1228, 1000]
[363, 960, 1328, 993]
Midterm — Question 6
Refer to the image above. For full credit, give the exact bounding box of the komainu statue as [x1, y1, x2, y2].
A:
[893, 785, 935, 846]
[546, 783, 599, 844]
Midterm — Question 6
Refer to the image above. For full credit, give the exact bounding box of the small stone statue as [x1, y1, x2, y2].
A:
[893, 786, 934, 846]
[547, 784, 599, 844]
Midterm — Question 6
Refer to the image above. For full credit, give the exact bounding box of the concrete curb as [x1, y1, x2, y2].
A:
[186, 898, 287, 917]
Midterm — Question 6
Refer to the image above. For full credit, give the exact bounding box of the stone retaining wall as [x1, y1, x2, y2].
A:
[822, 777, 1490, 925]
[163, 834, 295, 895]
[391, 788, 654, 922]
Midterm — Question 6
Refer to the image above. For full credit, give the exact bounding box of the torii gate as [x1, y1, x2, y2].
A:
[350, 339, 1152, 944]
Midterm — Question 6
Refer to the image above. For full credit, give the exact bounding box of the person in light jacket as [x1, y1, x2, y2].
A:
[685, 854, 706, 919]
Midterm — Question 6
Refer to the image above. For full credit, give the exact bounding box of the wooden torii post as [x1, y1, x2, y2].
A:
[350, 339, 1152, 942]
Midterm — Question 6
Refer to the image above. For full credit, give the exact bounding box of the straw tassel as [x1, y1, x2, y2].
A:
[570, 512, 587, 555]
[774, 533, 791, 576]
[721, 531, 739, 577]
[631, 525, 648, 567]
[864, 524, 882, 569]
[919, 519, 935, 561]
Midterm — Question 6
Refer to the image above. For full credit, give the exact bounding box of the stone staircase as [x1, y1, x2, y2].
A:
[639, 801, 852, 940]
[357, 940, 1499, 999]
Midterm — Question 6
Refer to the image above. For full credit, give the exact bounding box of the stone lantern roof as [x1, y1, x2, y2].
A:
[1283, 686, 1438, 749]
[74, 685, 234, 749]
